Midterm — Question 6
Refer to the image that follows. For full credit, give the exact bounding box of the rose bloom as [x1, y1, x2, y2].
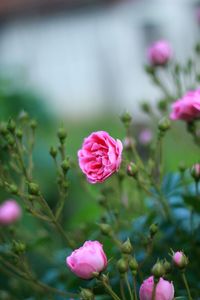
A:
[66, 241, 107, 279]
[139, 129, 152, 145]
[147, 40, 172, 66]
[0, 200, 21, 225]
[78, 131, 123, 183]
[139, 276, 174, 300]
[170, 89, 200, 121]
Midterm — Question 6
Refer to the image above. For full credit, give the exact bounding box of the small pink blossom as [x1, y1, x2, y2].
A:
[78, 131, 123, 184]
[170, 89, 200, 121]
[147, 40, 172, 66]
[173, 251, 184, 266]
[0, 200, 21, 225]
[139, 129, 152, 145]
[66, 241, 107, 279]
[139, 276, 174, 300]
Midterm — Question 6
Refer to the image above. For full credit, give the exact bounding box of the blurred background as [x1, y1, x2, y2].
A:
[0, 0, 200, 119]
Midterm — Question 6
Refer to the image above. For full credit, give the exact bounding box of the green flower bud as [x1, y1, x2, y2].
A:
[163, 259, 171, 274]
[129, 257, 138, 272]
[127, 162, 138, 177]
[80, 289, 94, 300]
[49, 147, 57, 158]
[149, 223, 158, 237]
[30, 119, 37, 130]
[16, 129, 23, 139]
[57, 127, 67, 143]
[99, 223, 112, 236]
[158, 117, 171, 132]
[179, 161, 186, 173]
[7, 119, 16, 133]
[0, 122, 8, 136]
[140, 102, 151, 114]
[6, 135, 15, 146]
[151, 260, 165, 279]
[9, 184, 18, 195]
[121, 238, 133, 254]
[157, 100, 168, 112]
[28, 182, 40, 196]
[61, 159, 70, 172]
[12, 240, 26, 255]
[120, 112, 132, 128]
[117, 258, 128, 274]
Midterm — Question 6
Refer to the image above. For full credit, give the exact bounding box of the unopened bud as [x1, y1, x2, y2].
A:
[0, 122, 8, 136]
[61, 159, 70, 172]
[99, 223, 112, 236]
[30, 119, 37, 130]
[12, 240, 26, 255]
[57, 127, 67, 143]
[117, 258, 128, 274]
[151, 261, 165, 279]
[80, 289, 94, 300]
[163, 259, 171, 274]
[157, 100, 168, 112]
[49, 147, 57, 158]
[16, 129, 23, 139]
[9, 184, 18, 195]
[127, 162, 138, 177]
[179, 162, 186, 173]
[7, 119, 16, 133]
[120, 112, 132, 128]
[141, 102, 151, 114]
[121, 238, 133, 254]
[18, 110, 29, 121]
[28, 182, 40, 196]
[158, 117, 171, 132]
[191, 163, 200, 181]
[129, 257, 138, 272]
[172, 251, 188, 269]
[149, 223, 158, 237]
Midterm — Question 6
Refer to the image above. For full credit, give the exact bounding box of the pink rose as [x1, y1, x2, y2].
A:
[0, 200, 21, 225]
[139, 129, 152, 145]
[139, 276, 174, 300]
[78, 131, 123, 183]
[66, 241, 107, 279]
[170, 89, 200, 121]
[147, 40, 172, 66]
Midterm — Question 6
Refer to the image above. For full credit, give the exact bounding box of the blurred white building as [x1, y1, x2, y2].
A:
[0, 0, 198, 118]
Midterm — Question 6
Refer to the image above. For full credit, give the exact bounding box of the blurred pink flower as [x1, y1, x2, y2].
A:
[139, 129, 152, 145]
[147, 40, 172, 66]
[173, 251, 184, 266]
[0, 200, 21, 225]
[139, 276, 174, 300]
[78, 131, 123, 184]
[170, 89, 200, 121]
[66, 241, 107, 279]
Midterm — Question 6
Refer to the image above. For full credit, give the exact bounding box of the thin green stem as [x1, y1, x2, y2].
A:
[181, 272, 193, 300]
[133, 276, 138, 300]
[120, 277, 126, 300]
[152, 281, 157, 300]
[125, 274, 134, 300]
[102, 280, 121, 300]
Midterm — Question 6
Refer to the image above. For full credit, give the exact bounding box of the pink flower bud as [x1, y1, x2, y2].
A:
[0, 200, 21, 225]
[78, 131, 123, 184]
[139, 276, 174, 300]
[170, 89, 200, 121]
[172, 251, 188, 269]
[147, 40, 172, 66]
[139, 129, 152, 145]
[66, 241, 107, 279]
[191, 163, 200, 181]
